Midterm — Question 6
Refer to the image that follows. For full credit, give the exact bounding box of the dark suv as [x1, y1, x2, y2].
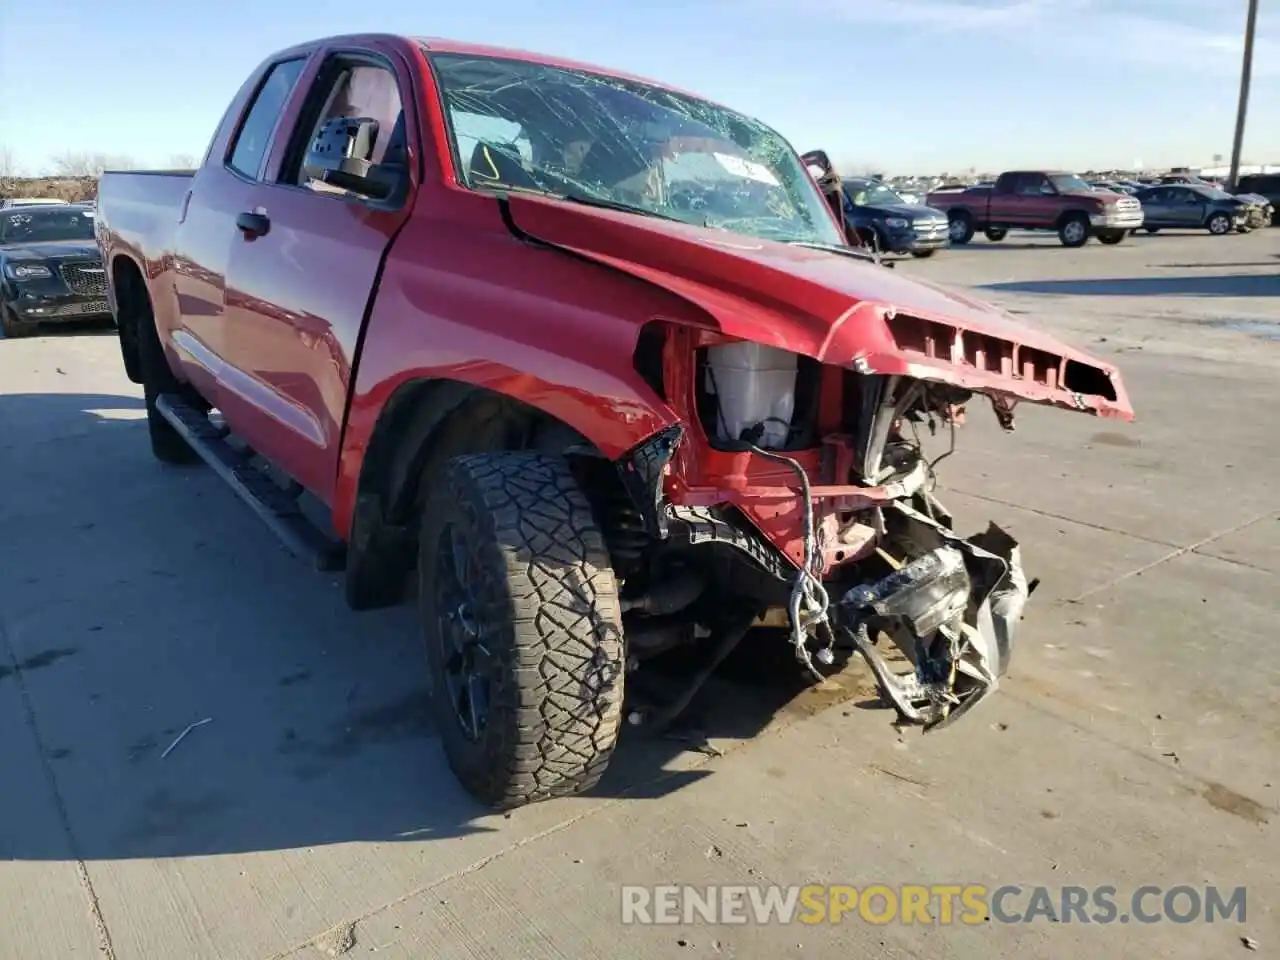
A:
[1236, 174, 1280, 225]
[0, 205, 109, 338]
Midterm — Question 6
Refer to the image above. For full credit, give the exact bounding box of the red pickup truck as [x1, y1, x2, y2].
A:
[96, 34, 1133, 809]
[926, 171, 1145, 247]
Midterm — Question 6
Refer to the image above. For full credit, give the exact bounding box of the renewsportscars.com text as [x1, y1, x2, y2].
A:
[620, 884, 1247, 926]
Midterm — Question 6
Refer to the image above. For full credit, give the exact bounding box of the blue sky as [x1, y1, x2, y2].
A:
[2, 0, 1277, 175]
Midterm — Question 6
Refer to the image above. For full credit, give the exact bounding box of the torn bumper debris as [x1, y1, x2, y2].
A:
[837, 509, 1030, 730]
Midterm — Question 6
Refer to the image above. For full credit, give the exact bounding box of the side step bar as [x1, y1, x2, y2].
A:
[154, 394, 346, 572]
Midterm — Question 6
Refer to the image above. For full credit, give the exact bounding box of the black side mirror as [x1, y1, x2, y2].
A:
[302, 116, 402, 201]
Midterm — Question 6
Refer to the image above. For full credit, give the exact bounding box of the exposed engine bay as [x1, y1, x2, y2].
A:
[600, 321, 1040, 732]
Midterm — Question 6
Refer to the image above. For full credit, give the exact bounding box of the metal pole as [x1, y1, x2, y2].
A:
[1228, 0, 1260, 191]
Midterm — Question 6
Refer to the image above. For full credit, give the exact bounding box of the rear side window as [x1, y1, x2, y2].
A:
[228, 58, 307, 180]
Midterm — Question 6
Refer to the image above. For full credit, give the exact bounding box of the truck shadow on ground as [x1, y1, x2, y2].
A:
[0, 393, 885, 864]
[979, 274, 1280, 298]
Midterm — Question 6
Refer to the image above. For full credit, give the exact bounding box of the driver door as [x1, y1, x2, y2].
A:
[1173, 188, 1207, 227]
[219, 45, 417, 503]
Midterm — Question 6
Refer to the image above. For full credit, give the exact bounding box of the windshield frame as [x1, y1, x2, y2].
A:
[0, 208, 96, 245]
[423, 50, 845, 247]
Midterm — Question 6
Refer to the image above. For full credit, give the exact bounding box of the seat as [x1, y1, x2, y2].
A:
[468, 141, 537, 190]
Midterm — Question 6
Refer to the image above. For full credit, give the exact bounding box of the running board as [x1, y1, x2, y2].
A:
[154, 394, 346, 572]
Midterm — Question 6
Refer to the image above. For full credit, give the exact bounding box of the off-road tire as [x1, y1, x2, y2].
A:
[419, 451, 625, 810]
[1207, 212, 1232, 236]
[948, 212, 974, 245]
[1097, 229, 1126, 245]
[1058, 213, 1090, 247]
[136, 298, 204, 465]
[983, 226, 1007, 242]
[1, 303, 33, 339]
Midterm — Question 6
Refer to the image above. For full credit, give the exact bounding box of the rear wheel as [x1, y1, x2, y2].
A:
[1058, 214, 1090, 247]
[1097, 229, 1126, 245]
[983, 226, 1007, 242]
[1207, 212, 1232, 235]
[948, 212, 974, 245]
[136, 294, 206, 465]
[1, 303, 33, 339]
[418, 451, 625, 810]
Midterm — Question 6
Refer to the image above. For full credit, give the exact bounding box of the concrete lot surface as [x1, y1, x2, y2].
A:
[1, 230, 1277, 959]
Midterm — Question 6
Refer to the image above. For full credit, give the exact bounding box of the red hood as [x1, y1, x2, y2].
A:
[506, 194, 1134, 421]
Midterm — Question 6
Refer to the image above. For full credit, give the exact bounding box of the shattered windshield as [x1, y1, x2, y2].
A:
[428, 52, 844, 246]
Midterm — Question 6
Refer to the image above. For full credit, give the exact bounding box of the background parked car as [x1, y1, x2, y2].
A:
[0, 205, 110, 338]
[839, 176, 950, 257]
[1132, 184, 1250, 235]
[1234, 173, 1279, 225]
[1158, 173, 1224, 190]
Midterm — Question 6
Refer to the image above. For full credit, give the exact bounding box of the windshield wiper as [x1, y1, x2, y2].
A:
[788, 240, 880, 263]
[557, 193, 689, 224]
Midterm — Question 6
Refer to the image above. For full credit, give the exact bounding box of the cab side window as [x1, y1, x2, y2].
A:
[228, 59, 307, 180]
[286, 61, 404, 195]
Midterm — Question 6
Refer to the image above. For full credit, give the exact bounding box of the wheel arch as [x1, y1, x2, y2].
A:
[341, 376, 620, 610]
[109, 253, 148, 384]
[1054, 208, 1092, 230]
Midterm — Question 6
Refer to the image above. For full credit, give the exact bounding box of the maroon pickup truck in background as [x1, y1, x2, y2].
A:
[926, 171, 1145, 247]
[94, 34, 1133, 811]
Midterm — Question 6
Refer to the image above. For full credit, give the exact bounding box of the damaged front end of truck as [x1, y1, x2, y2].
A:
[610, 303, 1133, 732]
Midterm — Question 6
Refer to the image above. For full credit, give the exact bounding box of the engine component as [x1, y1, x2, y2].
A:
[620, 571, 707, 616]
[705, 343, 798, 449]
[841, 546, 971, 637]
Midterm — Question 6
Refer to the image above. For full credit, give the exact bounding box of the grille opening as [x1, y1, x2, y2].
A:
[1018, 347, 1061, 389]
[59, 262, 108, 298]
[1064, 361, 1118, 401]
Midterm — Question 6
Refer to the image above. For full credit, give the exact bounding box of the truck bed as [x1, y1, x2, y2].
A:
[96, 170, 193, 264]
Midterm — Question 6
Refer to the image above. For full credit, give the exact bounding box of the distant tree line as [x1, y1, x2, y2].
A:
[0, 147, 201, 203]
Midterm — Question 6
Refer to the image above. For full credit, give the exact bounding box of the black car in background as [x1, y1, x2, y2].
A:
[840, 177, 950, 257]
[0, 205, 109, 338]
[1131, 184, 1251, 236]
[1235, 173, 1279, 225]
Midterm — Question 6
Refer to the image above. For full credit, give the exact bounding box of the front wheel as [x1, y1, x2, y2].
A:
[1097, 229, 1126, 245]
[419, 451, 625, 810]
[1059, 214, 1090, 247]
[948, 213, 974, 245]
[1207, 213, 1232, 235]
[983, 227, 1007, 242]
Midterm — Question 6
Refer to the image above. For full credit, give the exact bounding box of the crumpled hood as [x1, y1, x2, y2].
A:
[505, 193, 1134, 421]
[2, 240, 100, 261]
